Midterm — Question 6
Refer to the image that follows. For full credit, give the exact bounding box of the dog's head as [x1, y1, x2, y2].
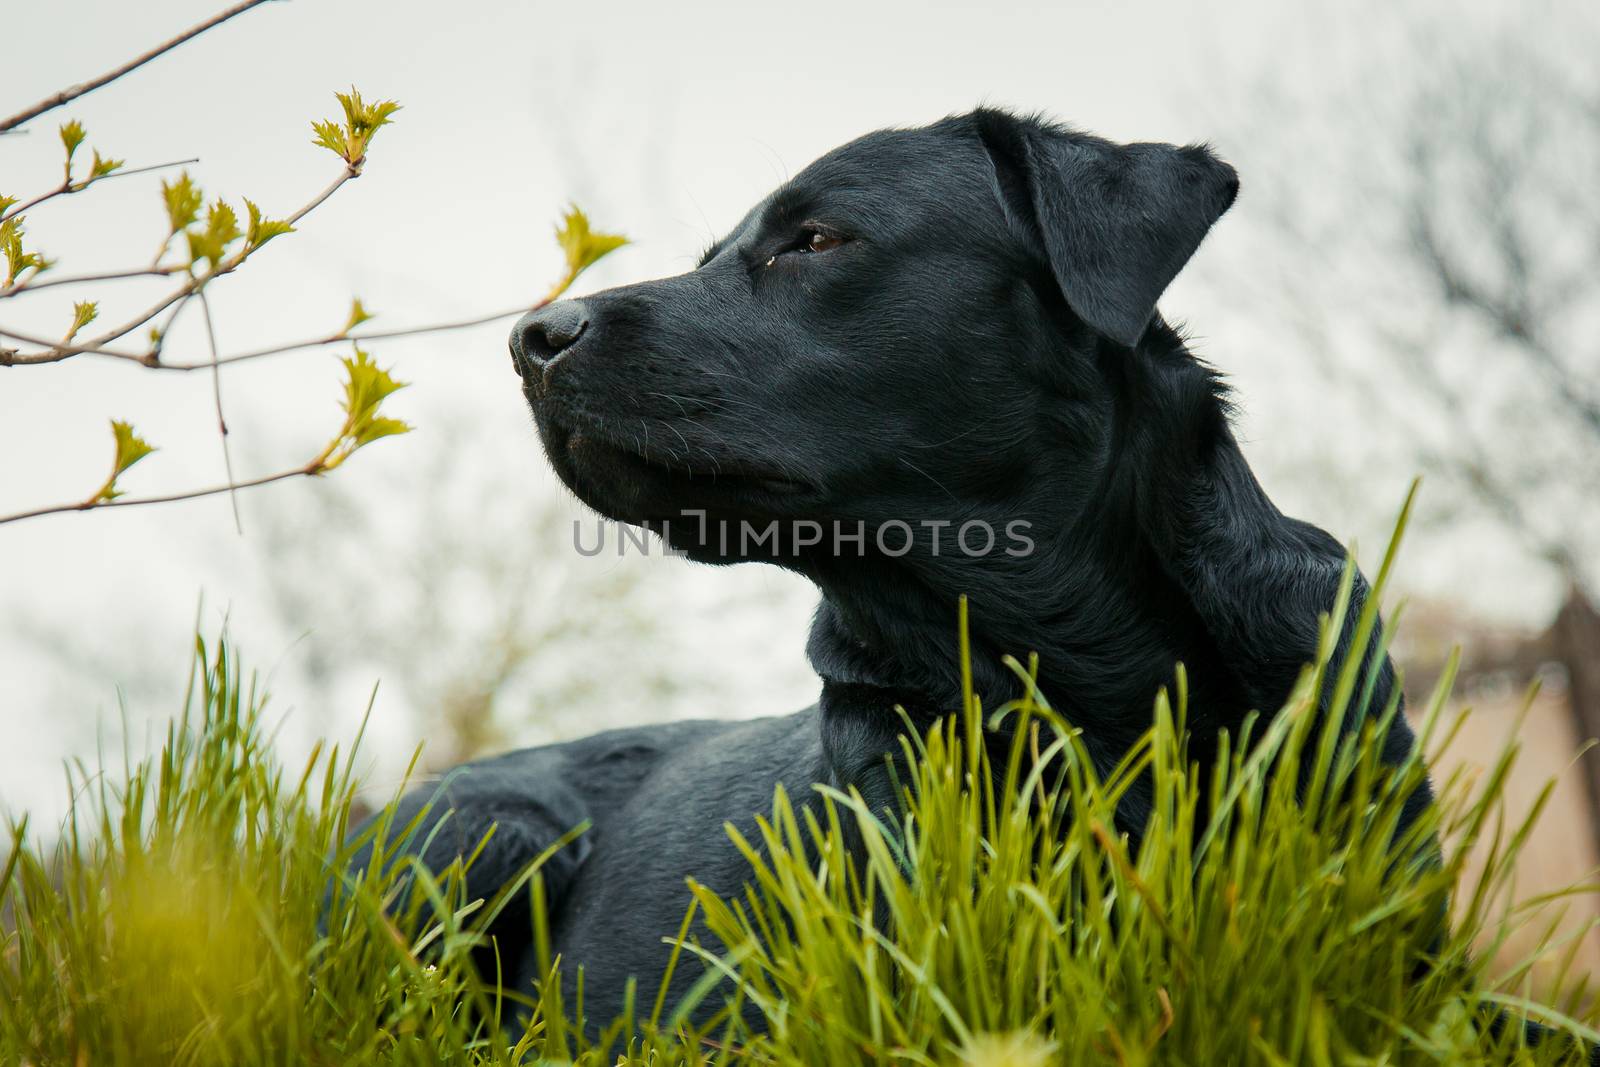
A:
[511, 109, 1238, 566]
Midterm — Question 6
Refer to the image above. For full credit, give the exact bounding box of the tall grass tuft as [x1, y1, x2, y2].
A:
[3, 516, 1598, 1064]
[0, 638, 543, 1065]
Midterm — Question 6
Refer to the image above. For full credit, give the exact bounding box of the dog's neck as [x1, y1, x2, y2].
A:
[806, 325, 1274, 767]
[805, 521, 1224, 747]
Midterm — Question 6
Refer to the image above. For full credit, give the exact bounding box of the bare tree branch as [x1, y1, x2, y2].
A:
[154, 305, 540, 370]
[1223, 21, 1600, 605]
[0, 266, 184, 298]
[1411, 205, 1600, 441]
[0, 464, 317, 527]
[148, 291, 195, 363]
[0, 159, 200, 227]
[197, 290, 242, 533]
[1387, 321, 1584, 583]
[0, 167, 359, 368]
[0, 1, 277, 134]
[0, 304, 538, 371]
[282, 166, 359, 227]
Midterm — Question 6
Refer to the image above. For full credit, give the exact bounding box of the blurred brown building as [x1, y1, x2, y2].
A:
[1401, 590, 1600, 993]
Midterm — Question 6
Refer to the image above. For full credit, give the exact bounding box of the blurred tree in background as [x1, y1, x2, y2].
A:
[1217, 6, 1600, 845]
[0, 1, 687, 791]
[239, 410, 690, 772]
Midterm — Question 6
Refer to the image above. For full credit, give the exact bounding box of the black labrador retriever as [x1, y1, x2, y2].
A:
[347, 108, 1431, 1029]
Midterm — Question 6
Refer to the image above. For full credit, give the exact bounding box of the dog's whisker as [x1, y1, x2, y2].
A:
[910, 424, 983, 450]
[647, 391, 696, 417]
[665, 421, 692, 460]
[897, 456, 959, 504]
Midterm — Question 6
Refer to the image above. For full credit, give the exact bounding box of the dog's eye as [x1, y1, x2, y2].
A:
[763, 228, 847, 268]
[803, 230, 843, 254]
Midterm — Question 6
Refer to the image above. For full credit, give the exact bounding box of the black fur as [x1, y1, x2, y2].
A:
[348, 110, 1436, 1032]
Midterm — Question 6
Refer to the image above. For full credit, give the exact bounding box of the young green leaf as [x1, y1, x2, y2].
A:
[338, 87, 401, 155]
[65, 300, 99, 342]
[350, 414, 409, 449]
[110, 419, 155, 475]
[557, 204, 628, 278]
[59, 120, 87, 181]
[342, 298, 373, 334]
[90, 420, 157, 503]
[340, 347, 406, 422]
[311, 87, 402, 166]
[0, 194, 16, 216]
[0, 217, 24, 284]
[1, 216, 52, 287]
[310, 117, 347, 160]
[243, 198, 295, 252]
[89, 150, 125, 181]
[545, 204, 628, 302]
[186, 198, 242, 271]
[312, 348, 412, 472]
[161, 173, 204, 236]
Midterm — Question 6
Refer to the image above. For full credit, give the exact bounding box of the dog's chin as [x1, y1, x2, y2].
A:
[538, 418, 815, 539]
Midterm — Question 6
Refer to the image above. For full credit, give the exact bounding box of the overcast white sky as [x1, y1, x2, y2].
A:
[0, 0, 1567, 822]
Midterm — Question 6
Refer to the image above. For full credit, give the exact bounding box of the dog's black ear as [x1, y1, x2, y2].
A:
[974, 109, 1239, 348]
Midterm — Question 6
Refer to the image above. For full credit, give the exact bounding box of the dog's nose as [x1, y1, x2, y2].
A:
[511, 300, 589, 376]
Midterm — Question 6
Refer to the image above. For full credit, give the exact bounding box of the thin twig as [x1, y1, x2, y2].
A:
[0, 324, 147, 364]
[0, 464, 316, 527]
[0, 158, 200, 225]
[149, 292, 196, 363]
[282, 166, 358, 226]
[0, 1, 276, 134]
[0, 266, 183, 299]
[1, 303, 536, 371]
[156, 304, 538, 371]
[197, 290, 242, 533]
[0, 167, 360, 367]
[0, 319, 171, 365]
[6, 187, 72, 225]
[1412, 208, 1600, 440]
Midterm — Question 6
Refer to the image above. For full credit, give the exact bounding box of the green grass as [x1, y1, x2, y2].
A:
[4, 523, 1599, 1064]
